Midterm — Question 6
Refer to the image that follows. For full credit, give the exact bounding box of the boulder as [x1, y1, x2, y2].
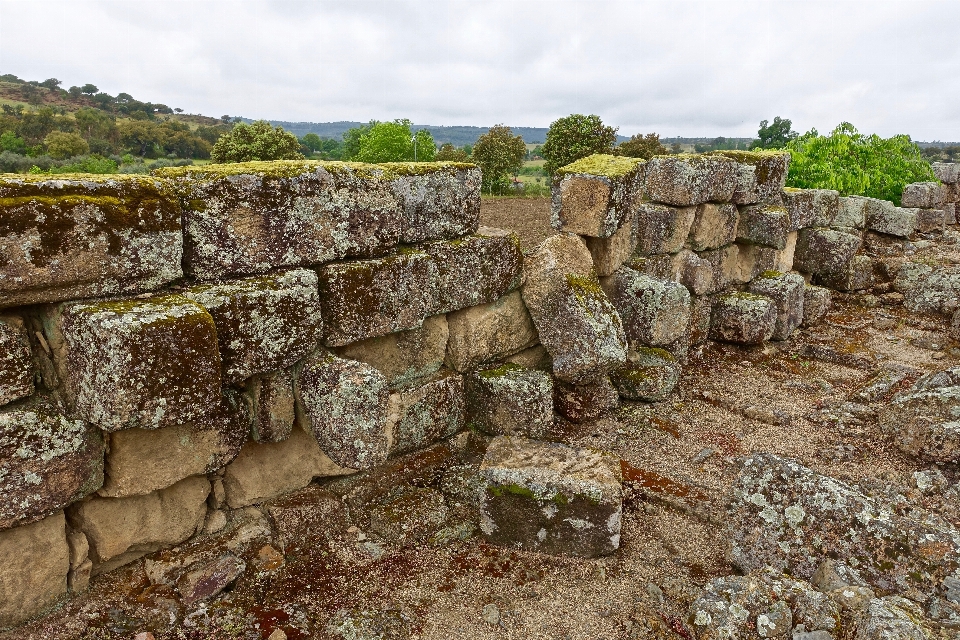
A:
[183, 268, 322, 385]
[710, 151, 791, 205]
[904, 268, 960, 314]
[336, 313, 448, 388]
[295, 352, 390, 470]
[853, 596, 933, 639]
[553, 376, 619, 423]
[156, 161, 402, 280]
[383, 162, 481, 243]
[550, 154, 645, 237]
[802, 285, 832, 327]
[52, 294, 221, 432]
[792, 227, 862, 276]
[0, 399, 104, 530]
[864, 199, 917, 238]
[317, 250, 434, 347]
[387, 370, 465, 455]
[643, 154, 738, 206]
[0, 175, 182, 308]
[736, 204, 791, 249]
[687, 202, 740, 251]
[479, 436, 622, 557]
[422, 227, 524, 315]
[736, 244, 782, 283]
[0, 314, 32, 407]
[748, 271, 805, 340]
[244, 369, 295, 443]
[521, 234, 627, 384]
[710, 292, 777, 344]
[933, 162, 960, 184]
[602, 267, 690, 347]
[445, 291, 539, 372]
[583, 217, 636, 276]
[0, 512, 69, 629]
[901, 182, 945, 209]
[634, 202, 698, 255]
[610, 347, 680, 402]
[465, 364, 553, 439]
[878, 379, 960, 462]
[783, 187, 840, 230]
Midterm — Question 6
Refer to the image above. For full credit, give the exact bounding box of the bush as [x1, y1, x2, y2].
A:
[435, 143, 470, 162]
[542, 114, 618, 176]
[472, 125, 526, 194]
[616, 133, 667, 160]
[44, 131, 89, 159]
[47, 155, 118, 174]
[355, 120, 436, 163]
[784, 122, 936, 205]
[210, 120, 303, 163]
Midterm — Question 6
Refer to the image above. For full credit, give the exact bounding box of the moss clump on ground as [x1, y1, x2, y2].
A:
[556, 154, 644, 180]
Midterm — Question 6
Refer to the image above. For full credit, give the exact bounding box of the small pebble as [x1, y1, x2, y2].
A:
[133, 634, 155, 640]
[268, 630, 287, 640]
[481, 603, 500, 625]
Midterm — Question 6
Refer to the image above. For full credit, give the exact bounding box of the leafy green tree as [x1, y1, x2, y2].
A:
[210, 120, 303, 163]
[44, 131, 89, 159]
[784, 122, 936, 205]
[300, 133, 324, 154]
[751, 116, 798, 149]
[542, 114, 618, 175]
[472, 124, 526, 193]
[0, 131, 26, 153]
[616, 133, 668, 160]
[39, 78, 61, 90]
[436, 143, 469, 162]
[74, 107, 116, 141]
[355, 120, 436, 163]
[118, 120, 165, 157]
[81, 84, 98, 95]
[68, 86, 83, 99]
[341, 122, 375, 160]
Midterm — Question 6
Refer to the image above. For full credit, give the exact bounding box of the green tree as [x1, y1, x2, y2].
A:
[341, 122, 375, 160]
[74, 107, 116, 141]
[784, 122, 936, 205]
[542, 114, 618, 175]
[300, 133, 323, 154]
[616, 132, 668, 160]
[210, 120, 303, 163]
[80, 84, 98, 95]
[68, 86, 83, 99]
[355, 120, 436, 163]
[436, 143, 469, 162]
[39, 78, 61, 90]
[472, 124, 526, 193]
[118, 120, 165, 157]
[44, 131, 89, 159]
[751, 116, 798, 149]
[0, 131, 26, 153]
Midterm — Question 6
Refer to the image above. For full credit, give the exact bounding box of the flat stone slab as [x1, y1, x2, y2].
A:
[445, 291, 539, 372]
[466, 364, 553, 439]
[479, 436, 622, 557]
[382, 162, 481, 243]
[0, 175, 183, 309]
[550, 154, 645, 238]
[0, 314, 33, 407]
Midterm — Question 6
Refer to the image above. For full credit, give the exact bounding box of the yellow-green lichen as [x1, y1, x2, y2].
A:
[155, 159, 477, 183]
[377, 161, 478, 177]
[758, 270, 785, 280]
[478, 362, 523, 379]
[556, 154, 644, 179]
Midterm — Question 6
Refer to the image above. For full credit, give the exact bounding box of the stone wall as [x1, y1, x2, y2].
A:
[0, 155, 955, 629]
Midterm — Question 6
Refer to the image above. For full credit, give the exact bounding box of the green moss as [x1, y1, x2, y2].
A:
[556, 154, 644, 179]
[489, 483, 537, 500]
[723, 291, 769, 303]
[757, 270, 785, 280]
[634, 346, 674, 361]
[155, 159, 477, 183]
[377, 161, 478, 176]
[478, 362, 523, 379]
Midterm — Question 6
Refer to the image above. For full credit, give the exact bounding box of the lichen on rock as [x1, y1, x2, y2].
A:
[0, 314, 33, 407]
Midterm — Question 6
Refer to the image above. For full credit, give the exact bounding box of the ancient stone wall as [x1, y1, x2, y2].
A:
[0, 154, 957, 629]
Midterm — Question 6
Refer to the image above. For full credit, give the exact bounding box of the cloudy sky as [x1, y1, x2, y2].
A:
[1, 0, 958, 139]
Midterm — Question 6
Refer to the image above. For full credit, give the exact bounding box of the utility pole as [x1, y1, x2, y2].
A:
[411, 134, 418, 162]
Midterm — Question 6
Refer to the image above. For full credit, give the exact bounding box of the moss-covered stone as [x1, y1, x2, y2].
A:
[387, 370, 464, 456]
[736, 204, 791, 249]
[0, 398, 104, 531]
[382, 162, 481, 243]
[710, 292, 777, 344]
[901, 182, 945, 209]
[801, 285, 831, 327]
[863, 198, 917, 238]
[184, 268, 322, 384]
[602, 266, 691, 347]
[157, 160, 403, 281]
[748, 271, 805, 340]
[0, 174, 182, 308]
[782, 187, 840, 230]
[815, 254, 875, 292]
[422, 227, 524, 315]
[553, 376, 619, 423]
[792, 227, 862, 277]
[552, 154, 645, 238]
[635, 202, 698, 255]
[445, 291, 539, 372]
[610, 347, 679, 402]
[710, 150, 791, 205]
[479, 435, 622, 558]
[0, 314, 33, 407]
[583, 217, 636, 277]
[466, 364, 553, 438]
[643, 154, 738, 207]
[54, 294, 221, 432]
[317, 250, 434, 347]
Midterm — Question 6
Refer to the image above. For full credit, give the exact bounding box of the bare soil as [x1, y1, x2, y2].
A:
[480, 196, 555, 251]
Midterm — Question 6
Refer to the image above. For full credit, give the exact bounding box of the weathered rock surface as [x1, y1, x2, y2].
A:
[699, 244, 742, 290]
[817, 254, 875, 292]
[915, 207, 946, 234]
[54, 294, 221, 431]
[177, 553, 246, 606]
[583, 217, 636, 276]
[933, 162, 960, 184]
[736, 244, 782, 283]
[550, 154, 645, 237]
[878, 371, 960, 462]
[802, 285, 832, 327]
[611, 347, 680, 402]
[853, 596, 933, 639]
[634, 202, 698, 255]
[387, 370, 464, 455]
[729, 162, 760, 205]
[383, 162, 481, 243]
[710, 292, 777, 344]
[835, 196, 868, 230]
[553, 376, 619, 423]
[295, 352, 390, 470]
[317, 250, 434, 347]
[422, 227, 523, 315]
[687, 203, 740, 251]
[158, 161, 402, 280]
[602, 267, 690, 347]
[0, 512, 69, 629]
[864, 198, 917, 238]
[793, 228, 862, 276]
[783, 188, 840, 230]
[465, 364, 553, 439]
[736, 204, 791, 249]
[748, 271, 805, 340]
[368, 486, 450, 547]
[522, 234, 627, 384]
[711, 151, 791, 205]
[643, 154, 738, 206]
[184, 268, 322, 384]
[903, 268, 960, 314]
[445, 291, 539, 372]
[479, 436, 622, 557]
[0, 314, 33, 406]
[244, 369, 295, 443]
[0, 399, 104, 530]
[337, 314, 448, 388]
[0, 175, 182, 308]
[901, 182, 945, 209]
[675, 249, 715, 295]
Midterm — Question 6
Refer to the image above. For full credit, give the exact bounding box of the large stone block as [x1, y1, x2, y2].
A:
[699, 245, 741, 289]
[222, 424, 353, 509]
[479, 436, 622, 557]
[675, 250, 715, 295]
[710, 292, 777, 344]
[816, 254, 875, 292]
[98, 391, 249, 498]
[183, 269, 322, 385]
[792, 227, 862, 276]
[729, 162, 759, 205]
[295, 352, 389, 470]
[383, 162, 481, 243]
[0, 175, 182, 309]
[782, 188, 839, 230]
[687, 202, 739, 251]
[735, 244, 781, 283]
[522, 235, 627, 383]
[52, 295, 221, 432]
[710, 151, 791, 205]
[901, 181, 945, 209]
[157, 161, 402, 280]
[317, 250, 434, 347]
[0, 399, 104, 531]
[0, 314, 32, 406]
[904, 269, 960, 314]
[634, 202, 697, 255]
[387, 370, 464, 455]
[550, 154, 645, 237]
[945, 202, 957, 225]
[466, 364, 553, 438]
[736, 204, 790, 249]
[554, 377, 618, 422]
[933, 162, 960, 184]
[748, 271, 805, 340]
[864, 198, 917, 237]
[689, 294, 713, 345]
[611, 347, 679, 402]
[584, 217, 636, 277]
[445, 291, 538, 372]
[802, 285, 832, 327]
[878, 377, 960, 462]
[602, 267, 691, 347]
[336, 314, 448, 388]
[0, 512, 69, 629]
[916, 207, 946, 233]
[244, 369, 295, 442]
[835, 196, 868, 230]
[422, 227, 524, 315]
[643, 155, 738, 206]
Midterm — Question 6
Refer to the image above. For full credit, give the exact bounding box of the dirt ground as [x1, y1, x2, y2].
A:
[8, 200, 959, 640]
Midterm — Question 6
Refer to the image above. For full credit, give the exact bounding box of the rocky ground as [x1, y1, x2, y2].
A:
[7, 197, 960, 639]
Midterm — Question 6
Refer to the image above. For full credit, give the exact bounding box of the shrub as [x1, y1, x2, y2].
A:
[355, 120, 436, 163]
[435, 143, 470, 162]
[210, 120, 303, 163]
[616, 133, 667, 160]
[44, 131, 89, 159]
[472, 125, 526, 194]
[542, 114, 618, 176]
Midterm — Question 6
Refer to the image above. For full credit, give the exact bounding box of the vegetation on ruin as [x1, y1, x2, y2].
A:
[542, 114, 618, 176]
[472, 125, 526, 194]
[556, 154, 644, 179]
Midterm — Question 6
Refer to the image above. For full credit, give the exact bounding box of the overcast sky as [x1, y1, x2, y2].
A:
[1, 0, 958, 139]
